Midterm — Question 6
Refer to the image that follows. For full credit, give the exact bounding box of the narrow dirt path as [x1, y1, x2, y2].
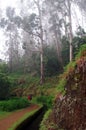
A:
[0, 104, 39, 130]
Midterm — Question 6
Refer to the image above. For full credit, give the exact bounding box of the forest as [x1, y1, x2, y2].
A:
[0, 0, 86, 130]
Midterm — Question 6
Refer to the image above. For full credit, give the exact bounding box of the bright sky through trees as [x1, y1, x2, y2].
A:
[0, 0, 17, 8]
[0, 0, 86, 60]
[0, 0, 19, 60]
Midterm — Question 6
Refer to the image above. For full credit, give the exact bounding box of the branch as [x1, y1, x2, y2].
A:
[64, 0, 69, 12]
[33, 0, 38, 6]
[27, 48, 41, 53]
[23, 28, 41, 38]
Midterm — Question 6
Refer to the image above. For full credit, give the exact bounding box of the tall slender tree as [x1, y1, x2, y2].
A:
[34, 0, 44, 84]
[0, 7, 21, 72]
[67, 0, 73, 61]
[20, 0, 45, 84]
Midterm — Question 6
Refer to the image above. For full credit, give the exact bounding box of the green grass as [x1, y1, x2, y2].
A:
[8, 106, 42, 130]
[75, 44, 86, 59]
[56, 78, 66, 94]
[64, 61, 76, 72]
[40, 109, 52, 130]
[0, 111, 12, 120]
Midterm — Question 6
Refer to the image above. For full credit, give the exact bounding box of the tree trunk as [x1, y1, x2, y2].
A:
[67, 0, 73, 61]
[64, 15, 68, 37]
[40, 50, 44, 84]
[54, 26, 63, 69]
[9, 32, 13, 73]
[37, 0, 44, 84]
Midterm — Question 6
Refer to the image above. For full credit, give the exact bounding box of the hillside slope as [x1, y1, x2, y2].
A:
[41, 45, 86, 130]
[53, 57, 86, 129]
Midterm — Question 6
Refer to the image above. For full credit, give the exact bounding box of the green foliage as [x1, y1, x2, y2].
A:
[57, 44, 86, 95]
[73, 36, 86, 57]
[64, 44, 86, 73]
[24, 45, 62, 77]
[61, 36, 70, 65]
[35, 96, 54, 109]
[30, 53, 40, 75]
[44, 46, 62, 76]
[40, 109, 52, 130]
[57, 61, 75, 95]
[75, 44, 86, 59]
[64, 61, 76, 72]
[0, 62, 8, 73]
[7, 70, 59, 98]
[8, 73, 39, 87]
[61, 35, 86, 66]
[0, 98, 30, 111]
[57, 78, 66, 94]
[76, 26, 86, 36]
[0, 73, 10, 100]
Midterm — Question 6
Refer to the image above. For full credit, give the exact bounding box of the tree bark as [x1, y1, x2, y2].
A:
[54, 31, 63, 70]
[67, 0, 73, 61]
[40, 49, 44, 84]
[37, 0, 44, 84]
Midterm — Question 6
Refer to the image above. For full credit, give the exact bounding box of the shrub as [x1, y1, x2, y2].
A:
[36, 95, 53, 109]
[0, 62, 8, 73]
[0, 73, 10, 100]
[44, 46, 62, 76]
[0, 98, 30, 111]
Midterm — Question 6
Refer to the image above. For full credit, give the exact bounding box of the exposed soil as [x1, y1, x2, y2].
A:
[0, 104, 39, 130]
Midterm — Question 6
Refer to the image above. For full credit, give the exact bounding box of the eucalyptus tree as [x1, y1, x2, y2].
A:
[0, 7, 21, 72]
[20, 0, 45, 84]
[66, 0, 86, 61]
[22, 30, 37, 73]
[75, 0, 86, 13]
[44, 0, 66, 67]
[74, 0, 86, 31]
[66, 0, 73, 61]
[34, 0, 45, 84]
[44, 0, 74, 62]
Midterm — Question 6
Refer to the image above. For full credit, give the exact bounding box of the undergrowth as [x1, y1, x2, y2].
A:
[0, 98, 30, 111]
[31, 95, 54, 109]
[75, 44, 86, 59]
[57, 44, 86, 95]
[40, 109, 52, 130]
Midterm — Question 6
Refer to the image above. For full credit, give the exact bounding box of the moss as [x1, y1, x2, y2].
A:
[56, 44, 86, 95]
[56, 78, 66, 94]
[75, 44, 86, 59]
[40, 109, 52, 130]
